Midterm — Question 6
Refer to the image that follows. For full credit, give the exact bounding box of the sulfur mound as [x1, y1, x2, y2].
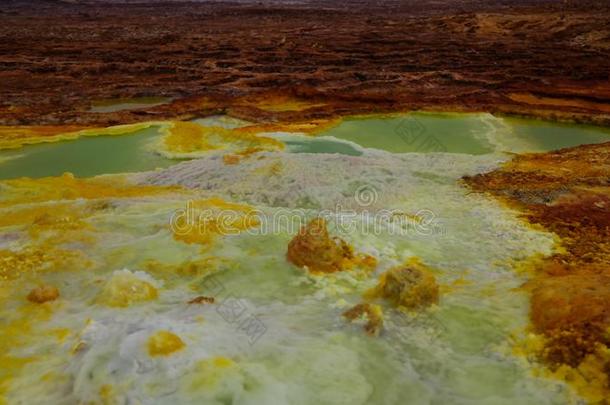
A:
[147, 330, 186, 357]
[98, 269, 159, 308]
[368, 259, 439, 310]
[287, 218, 373, 274]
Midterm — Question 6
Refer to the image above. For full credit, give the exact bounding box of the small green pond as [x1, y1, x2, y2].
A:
[319, 112, 610, 154]
[504, 117, 610, 151]
[89, 97, 171, 113]
[319, 113, 495, 154]
[0, 127, 175, 180]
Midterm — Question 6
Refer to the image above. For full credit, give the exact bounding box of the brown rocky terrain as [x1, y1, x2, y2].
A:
[0, 0, 609, 126]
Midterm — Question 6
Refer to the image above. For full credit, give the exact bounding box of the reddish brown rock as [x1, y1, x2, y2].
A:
[464, 141, 610, 399]
[188, 296, 215, 305]
[27, 284, 60, 304]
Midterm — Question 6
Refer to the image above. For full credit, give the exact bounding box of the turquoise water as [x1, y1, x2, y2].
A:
[0, 127, 176, 180]
[320, 112, 610, 154]
[283, 137, 363, 156]
[504, 117, 610, 151]
[320, 113, 495, 155]
[191, 115, 252, 129]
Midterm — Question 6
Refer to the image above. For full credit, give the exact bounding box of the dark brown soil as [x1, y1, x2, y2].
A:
[0, 0, 609, 126]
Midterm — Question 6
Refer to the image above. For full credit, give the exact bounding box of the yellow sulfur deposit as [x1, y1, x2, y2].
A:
[547, 344, 610, 403]
[0, 318, 35, 402]
[143, 257, 226, 280]
[0, 245, 85, 281]
[99, 384, 116, 405]
[0, 203, 94, 246]
[147, 330, 186, 357]
[0, 172, 181, 208]
[98, 270, 158, 308]
[0, 302, 56, 402]
[0, 125, 91, 150]
[171, 198, 260, 248]
[160, 121, 284, 158]
[185, 356, 237, 391]
[0, 122, 157, 150]
[211, 356, 234, 369]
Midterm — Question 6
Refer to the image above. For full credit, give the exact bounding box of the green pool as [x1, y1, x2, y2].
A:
[0, 127, 175, 180]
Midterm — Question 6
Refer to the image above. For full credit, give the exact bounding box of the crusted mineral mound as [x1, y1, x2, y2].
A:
[287, 217, 355, 273]
[367, 259, 440, 310]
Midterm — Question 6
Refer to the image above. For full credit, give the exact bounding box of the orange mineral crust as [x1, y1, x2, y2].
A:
[26, 285, 60, 304]
[287, 217, 376, 274]
[343, 303, 384, 337]
[464, 141, 610, 401]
